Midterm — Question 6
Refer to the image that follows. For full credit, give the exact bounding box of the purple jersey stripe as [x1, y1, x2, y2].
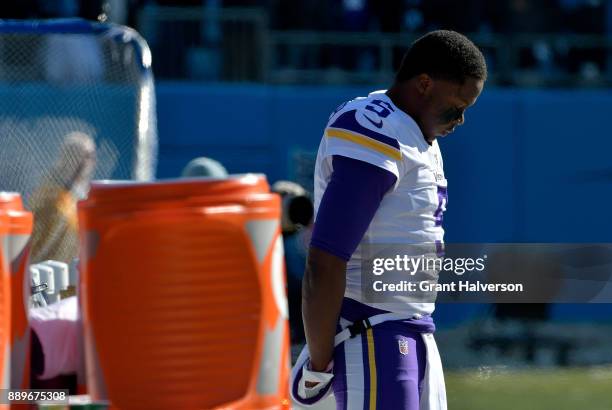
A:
[311, 155, 397, 262]
[329, 110, 401, 150]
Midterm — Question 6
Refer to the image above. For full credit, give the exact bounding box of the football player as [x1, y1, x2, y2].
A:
[293, 30, 486, 410]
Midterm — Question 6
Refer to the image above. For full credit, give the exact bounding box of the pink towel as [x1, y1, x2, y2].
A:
[29, 296, 81, 380]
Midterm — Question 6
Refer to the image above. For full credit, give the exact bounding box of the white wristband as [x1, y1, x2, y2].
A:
[298, 359, 335, 399]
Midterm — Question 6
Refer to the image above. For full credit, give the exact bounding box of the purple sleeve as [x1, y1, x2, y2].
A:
[310, 155, 397, 261]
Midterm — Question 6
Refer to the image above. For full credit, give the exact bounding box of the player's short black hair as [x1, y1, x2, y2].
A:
[395, 30, 487, 84]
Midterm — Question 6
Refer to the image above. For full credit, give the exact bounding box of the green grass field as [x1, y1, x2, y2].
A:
[446, 366, 612, 410]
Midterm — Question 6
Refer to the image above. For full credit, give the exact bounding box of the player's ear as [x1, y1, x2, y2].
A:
[416, 74, 433, 96]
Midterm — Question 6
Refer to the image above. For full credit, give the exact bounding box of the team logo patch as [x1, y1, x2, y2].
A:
[398, 339, 409, 355]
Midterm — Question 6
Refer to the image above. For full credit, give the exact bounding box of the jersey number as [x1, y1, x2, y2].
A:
[365, 99, 394, 118]
[434, 186, 447, 257]
[434, 186, 447, 227]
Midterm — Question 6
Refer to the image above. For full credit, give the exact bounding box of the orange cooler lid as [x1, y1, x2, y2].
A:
[2, 210, 33, 234]
[0, 193, 31, 234]
[81, 174, 270, 210]
[0, 192, 23, 212]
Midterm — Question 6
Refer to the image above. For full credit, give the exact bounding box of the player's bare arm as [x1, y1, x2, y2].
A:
[301, 155, 397, 372]
[302, 246, 346, 371]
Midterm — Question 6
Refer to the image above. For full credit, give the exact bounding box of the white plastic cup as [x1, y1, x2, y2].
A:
[29, 266, 48, 308]
[41, 260, 69, 293]
[69, 258, 80, 288]
[30, 266, 41, 287]
[35, 264, 58, 304]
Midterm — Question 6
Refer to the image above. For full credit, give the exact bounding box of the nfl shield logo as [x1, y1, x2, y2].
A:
[398, 339, 409, 355]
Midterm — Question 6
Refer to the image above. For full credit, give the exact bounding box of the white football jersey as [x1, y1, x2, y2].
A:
[313, 90, 448, 317]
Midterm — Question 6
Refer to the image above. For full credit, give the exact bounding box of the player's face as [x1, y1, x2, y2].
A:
[421, 76, 484, 140]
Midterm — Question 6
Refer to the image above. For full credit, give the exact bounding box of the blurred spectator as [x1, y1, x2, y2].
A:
[272, 180, 313, 234]
[29, 132, 96, 264]
[181, 156, 228, 178]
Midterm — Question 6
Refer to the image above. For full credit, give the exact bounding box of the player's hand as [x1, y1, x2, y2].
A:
[304, 359, 334, 388]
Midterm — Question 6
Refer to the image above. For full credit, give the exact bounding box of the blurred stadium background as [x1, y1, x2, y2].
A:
[2, 0, 612, 409]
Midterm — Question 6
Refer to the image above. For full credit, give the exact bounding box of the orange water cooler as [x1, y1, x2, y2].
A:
[0, 192, 34, 403]
[78, 175, 291, 409]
